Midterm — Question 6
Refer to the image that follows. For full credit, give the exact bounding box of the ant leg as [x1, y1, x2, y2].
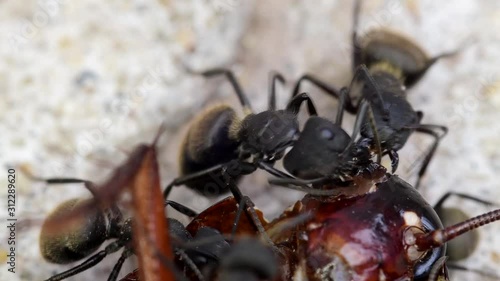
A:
[334, 86, 348, 125]
[412, 124, 448, 189]
[447, 263, 500, 279]
[433, 192, 498, 211]
[352, 0, 363, 70]
[268, 177, 342, 196]
[165, 200, 198, 218]
[268, 71, 286, 110]
[222, 176, 276, 250]
[290, 74, 355, 112]
[20, 168, 99, 197]
[45, 241, 125, 281]
[349, 65, 387, 115]
[285, 92, 318, 116]
[388, 150, 399, 173]
[175, 249, 205, 281]
[221, 175, 261, 232]
[162, 160, 252, 198]
[107, 247, 133, 281]
[200, 68, 253, 113]
[258, 162, 294, 179]
[346, 99, 382, 164]
[231, 193, 247, 237]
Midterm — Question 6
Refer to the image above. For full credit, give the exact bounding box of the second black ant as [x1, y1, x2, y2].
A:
[290, 0, 460, 188]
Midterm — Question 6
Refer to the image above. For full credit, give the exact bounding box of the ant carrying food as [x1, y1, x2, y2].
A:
[28, 175, 203, 281]
[160, 69, 320, 251]
[290, 0, 459, 188]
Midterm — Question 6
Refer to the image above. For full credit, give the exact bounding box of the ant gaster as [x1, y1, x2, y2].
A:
[31, 178, 134, 281]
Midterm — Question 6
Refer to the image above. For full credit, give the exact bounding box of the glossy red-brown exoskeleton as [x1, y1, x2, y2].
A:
[267, 164, 500, 281]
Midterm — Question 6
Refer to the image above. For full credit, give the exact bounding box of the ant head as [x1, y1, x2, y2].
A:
[238, 110, 299, 160]
[284, 116, 351, 179]
[360, 29, 434, 87]
[39, 198, 109, 264]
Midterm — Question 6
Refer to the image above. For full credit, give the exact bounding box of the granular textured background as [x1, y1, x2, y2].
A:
[1, 1, 500, 280]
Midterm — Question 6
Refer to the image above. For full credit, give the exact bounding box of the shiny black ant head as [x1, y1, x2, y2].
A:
[39, 198, 109, 264]
[360, 29, 434, 87]
[283, 116, 351, 179]
[218, 238, 278, 281]
[238, 110, 299, 160]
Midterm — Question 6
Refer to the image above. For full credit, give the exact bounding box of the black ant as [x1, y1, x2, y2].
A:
[31, 157, 281, 281]
[30, 176, 200, 281]
[119, 193, 293, 281]
[170, 194, 313, 281]
[161, 69, 319, 248]
[169, 221, 278, 281]
[120, 232, 278, 281]
[290, 0, 460, 188]
[163, 69, 317, 198]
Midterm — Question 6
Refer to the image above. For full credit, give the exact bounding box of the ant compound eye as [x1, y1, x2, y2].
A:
[321, 128, 334, 140]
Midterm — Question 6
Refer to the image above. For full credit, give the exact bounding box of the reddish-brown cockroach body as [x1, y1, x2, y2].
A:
[267, 164, 500, 281]
[185, 196, 268, 236]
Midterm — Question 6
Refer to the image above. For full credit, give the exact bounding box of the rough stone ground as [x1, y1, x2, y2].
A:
[1, 1, 500, 280]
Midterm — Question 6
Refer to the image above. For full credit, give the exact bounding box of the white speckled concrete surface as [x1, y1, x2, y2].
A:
[1, 1, 500, 280]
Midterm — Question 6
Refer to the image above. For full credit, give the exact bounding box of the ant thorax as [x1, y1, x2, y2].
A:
[237, 110, 299, 159]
